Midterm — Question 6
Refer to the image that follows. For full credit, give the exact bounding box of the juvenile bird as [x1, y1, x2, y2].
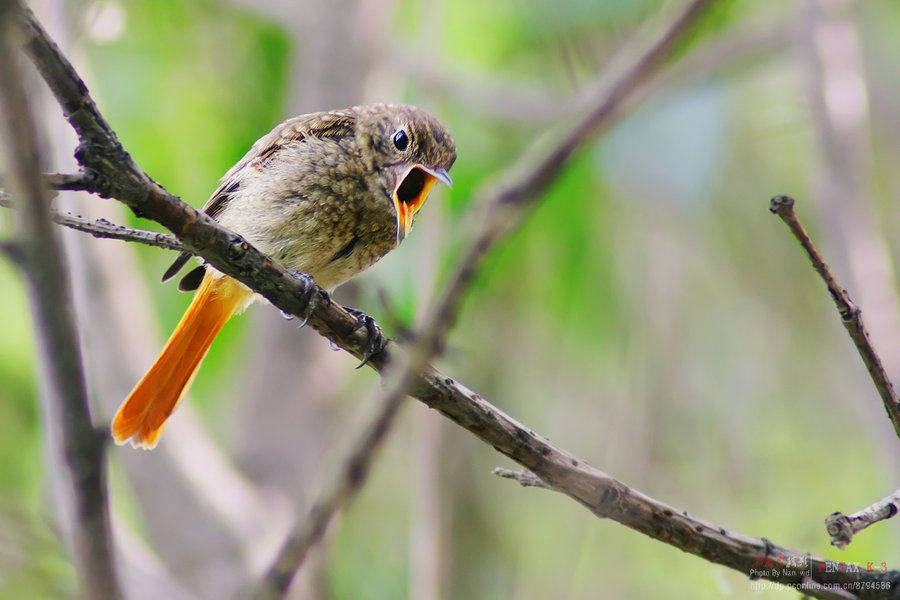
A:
[112, 103, 456, 449]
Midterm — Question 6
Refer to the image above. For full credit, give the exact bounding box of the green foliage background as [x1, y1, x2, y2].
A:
[2, 0, 900, 598]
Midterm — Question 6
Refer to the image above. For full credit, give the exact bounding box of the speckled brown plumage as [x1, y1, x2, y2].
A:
[165, 103, 456, 291]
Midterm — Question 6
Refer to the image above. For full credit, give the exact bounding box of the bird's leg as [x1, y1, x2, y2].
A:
[343, 306, 385, 368]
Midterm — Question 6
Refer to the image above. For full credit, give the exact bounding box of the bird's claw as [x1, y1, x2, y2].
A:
[290, 270, 319, 328]
[344, 307, 385, 368]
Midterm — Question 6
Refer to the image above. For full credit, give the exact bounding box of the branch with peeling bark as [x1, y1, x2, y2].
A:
[5, 3, 900, 600]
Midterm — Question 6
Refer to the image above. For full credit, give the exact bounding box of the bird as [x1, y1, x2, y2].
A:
[111, 103, 456, 449]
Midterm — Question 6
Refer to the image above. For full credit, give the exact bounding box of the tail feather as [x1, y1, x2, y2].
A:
[112, 273, 251, 449]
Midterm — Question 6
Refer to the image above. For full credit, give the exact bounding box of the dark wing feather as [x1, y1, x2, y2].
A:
[161, 109, 358, 288]
[177, 265, 206, 291]
[161, 251, 192, 282]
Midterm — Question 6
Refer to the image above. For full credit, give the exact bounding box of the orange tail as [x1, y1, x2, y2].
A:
[112, 273, 252, 449]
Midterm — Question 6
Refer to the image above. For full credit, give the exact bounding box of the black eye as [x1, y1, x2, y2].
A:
[393, 129, 409, 151]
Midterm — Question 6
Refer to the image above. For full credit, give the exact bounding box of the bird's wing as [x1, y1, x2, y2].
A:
[162, 110, 358, 288]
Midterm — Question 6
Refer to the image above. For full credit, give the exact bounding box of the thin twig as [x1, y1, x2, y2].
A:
[53, 213, 184, 249]
[769, 195, 900, 442]
[0, 2, 122, 598]
[0, 191, 185, 250]
[1, 171, 92, 192]
[826, 489, 900, 550]
[45, 172, 94, 190]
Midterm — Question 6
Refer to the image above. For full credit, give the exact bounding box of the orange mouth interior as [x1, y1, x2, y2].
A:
[393, 166, 438, 241]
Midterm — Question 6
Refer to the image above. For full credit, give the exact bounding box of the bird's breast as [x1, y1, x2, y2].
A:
[214, 138, 399, 290]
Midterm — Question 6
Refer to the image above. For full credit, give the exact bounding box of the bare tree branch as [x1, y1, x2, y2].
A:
[769, 195, 900, 442]
[826, 489, 900, 550]
[414, 370, 897, 597]
[0, 190, 185, 250]
[45, 172, 94, 191]
[51, 213, 182, 249]
[13, 3, 900, 599]
[0, 2, 121, 598]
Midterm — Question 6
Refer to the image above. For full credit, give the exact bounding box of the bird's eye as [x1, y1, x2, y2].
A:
[393, 129, 409, 151]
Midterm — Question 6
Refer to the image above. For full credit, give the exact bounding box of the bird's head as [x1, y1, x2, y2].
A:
[357, 104, 456, 242]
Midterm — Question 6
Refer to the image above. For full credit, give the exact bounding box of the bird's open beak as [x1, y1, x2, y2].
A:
[393, 165, 452, 242]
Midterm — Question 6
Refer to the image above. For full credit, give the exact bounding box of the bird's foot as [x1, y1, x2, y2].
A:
[344, 307, 385, 368]
[288, 270, 320, 328]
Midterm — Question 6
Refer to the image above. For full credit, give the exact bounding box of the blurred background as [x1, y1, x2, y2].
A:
[2, 0, 900, 598]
